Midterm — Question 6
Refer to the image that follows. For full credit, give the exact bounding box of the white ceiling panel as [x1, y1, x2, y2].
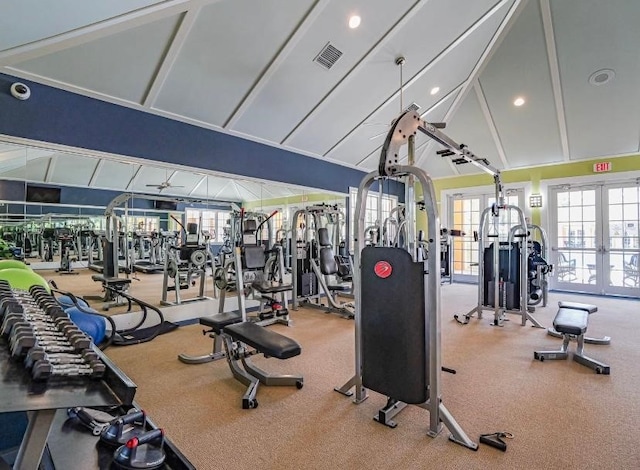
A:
[552, 0, 640, 159]
[0, 0, 166, 51]
[286, 0, 508, 155]
[435, 91, 503, 176]
[94, 160, 140, 191]
[479, 0, 563, 167]
[231, 0, 417, 142]
[49, 154, 99, 185]
[153, 0, 315, 126]
[329, 2, 510, 169]
[13, 15, 181, 103]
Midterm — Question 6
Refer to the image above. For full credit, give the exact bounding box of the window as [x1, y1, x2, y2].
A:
[349, 187, 397, 251]
[186, 209, 229, 243]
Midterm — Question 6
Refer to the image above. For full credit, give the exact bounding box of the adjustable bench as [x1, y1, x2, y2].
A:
[180, 311, 303, 408]
[534, 302, 610, 374]
[177, 311, 242, 364]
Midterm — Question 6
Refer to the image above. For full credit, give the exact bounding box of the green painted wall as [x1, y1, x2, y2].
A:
[432, 154, 640, 227]
[433, 154, 640, 195]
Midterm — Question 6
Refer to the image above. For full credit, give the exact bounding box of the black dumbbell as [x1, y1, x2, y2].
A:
[31, 360, 106, 380]
[25, 347, 100, 368]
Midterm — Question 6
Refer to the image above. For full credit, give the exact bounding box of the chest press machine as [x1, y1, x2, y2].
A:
[334, 110, 477, 450]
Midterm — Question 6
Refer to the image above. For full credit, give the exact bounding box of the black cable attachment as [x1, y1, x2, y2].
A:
[479, 432, 513, 452]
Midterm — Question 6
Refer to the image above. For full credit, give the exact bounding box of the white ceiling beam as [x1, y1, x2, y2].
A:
[224, 0, 331, 129]
[143, 6, 202, 107]
[474, 80, 510, 168]
[235, 181, 261, 200]
[281, 0, 429, 145]
[212, 180, 233, 199]
[540, 0, 570, 162]
[230, 181, 246, 201]
[126, 165, 143, 190]
[0, 0, 223, 67]
[87, 159, 104, 187]
[44, 157, 56, 182]
[188, 175, 207, 196]
[325, 0, 513, 160]
[167, 170, 178, 183]
[416, 0, 529, 169]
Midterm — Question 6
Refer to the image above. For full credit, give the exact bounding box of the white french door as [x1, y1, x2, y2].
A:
[449, 191, 524, 283]
[550, 182, 640, 297]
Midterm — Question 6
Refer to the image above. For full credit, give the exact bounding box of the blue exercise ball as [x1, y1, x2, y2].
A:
[65, 306, 107, 345]
[57, 295, 90, 310]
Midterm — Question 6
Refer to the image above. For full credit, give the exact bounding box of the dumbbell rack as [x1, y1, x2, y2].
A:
[0, 282, 106, 381]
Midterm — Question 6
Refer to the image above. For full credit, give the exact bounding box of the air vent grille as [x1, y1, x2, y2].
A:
[314, 43, 343, 70]
[406, 102, 421, 112]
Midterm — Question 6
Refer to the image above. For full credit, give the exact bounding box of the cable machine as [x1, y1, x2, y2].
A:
[334, 110, 477, 450]
[291, 204, 353, 318]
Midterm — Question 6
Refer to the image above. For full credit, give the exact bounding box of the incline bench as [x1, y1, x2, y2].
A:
[193, 311, 303, 409]
[534, 301, 610, 375]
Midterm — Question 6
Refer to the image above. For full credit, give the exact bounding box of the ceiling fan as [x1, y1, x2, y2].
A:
[145, 169, 185, 192]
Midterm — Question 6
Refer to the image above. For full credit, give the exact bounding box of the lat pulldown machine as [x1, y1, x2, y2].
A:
[334, 110, 477, 450]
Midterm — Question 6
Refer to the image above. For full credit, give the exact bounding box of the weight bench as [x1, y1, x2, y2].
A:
[181, 312, 303, 408]
[547, 301, 611, 345]
[90, 275, 132, 311]
[534, 302, 610, 374]
[177, 311, 242, 364]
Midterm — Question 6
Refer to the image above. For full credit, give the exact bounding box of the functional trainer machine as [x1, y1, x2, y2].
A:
[454, 177, 545, 328]
[334, 110, 477, 450]
[291, 204, 353, 318]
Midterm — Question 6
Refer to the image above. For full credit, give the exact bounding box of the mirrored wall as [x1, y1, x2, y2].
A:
[0, 138, 348, 268]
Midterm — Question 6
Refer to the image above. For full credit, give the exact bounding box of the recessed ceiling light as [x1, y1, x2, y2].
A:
[588, 68, 615, 86]
[513, 97, 525, 107]
[430, 86, 440, 95]
[348, 15, 361, 29]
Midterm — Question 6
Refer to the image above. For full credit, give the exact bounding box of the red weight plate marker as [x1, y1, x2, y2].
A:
[374, 261, 393, 279]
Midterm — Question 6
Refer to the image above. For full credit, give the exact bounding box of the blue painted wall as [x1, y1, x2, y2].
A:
[0, 73, 404, 199]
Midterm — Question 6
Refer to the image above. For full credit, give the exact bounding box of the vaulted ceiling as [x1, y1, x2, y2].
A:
[1, 0, 637, 198]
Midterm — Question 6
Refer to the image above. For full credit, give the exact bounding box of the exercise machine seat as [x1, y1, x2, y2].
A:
[553, 308, 588, 336]
[199, 311, 243, 334]
[224, 322, 301, 359]
[251, 280, 293, 294]
[557, 301, 597, 314]
[91, 274, 132, 286]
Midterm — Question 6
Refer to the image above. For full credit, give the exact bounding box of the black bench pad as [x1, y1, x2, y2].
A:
[224, 322, 301, 360]
[554, 308, 589, 336]
[199, 311, 242, 334]
[558, 301, 597, 313]
[91, 275, 131, 285]
[326, 283, 351, 291]
[252, 281, 293, 294]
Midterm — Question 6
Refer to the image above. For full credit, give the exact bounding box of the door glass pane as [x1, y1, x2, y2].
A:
[556, 188, 596, 284]
[452, 197, 480, 276]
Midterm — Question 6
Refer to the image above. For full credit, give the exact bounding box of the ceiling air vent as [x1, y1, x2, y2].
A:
[406, 102, 421, 112]
[314, 42, 343, 70]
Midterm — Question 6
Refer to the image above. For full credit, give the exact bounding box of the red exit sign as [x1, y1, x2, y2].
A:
[593, 161, 612, 173]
